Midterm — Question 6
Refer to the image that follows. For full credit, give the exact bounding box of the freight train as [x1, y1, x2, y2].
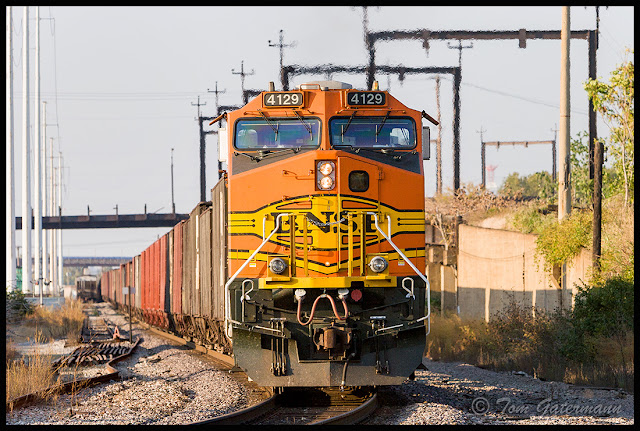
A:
[76, 275, 101, 302]
[101, 80, 434, 389]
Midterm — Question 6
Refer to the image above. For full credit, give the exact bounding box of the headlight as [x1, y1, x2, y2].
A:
[319, 176, 334, 189]
[316, 160, 336, 191]
[369, 256, 388, 273]
[319, 162, 334, 176]
[269, 257, 288, 274]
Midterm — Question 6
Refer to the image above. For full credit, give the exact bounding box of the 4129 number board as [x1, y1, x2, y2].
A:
[263, 91, 304, 107]
[346, 91, 386, 106]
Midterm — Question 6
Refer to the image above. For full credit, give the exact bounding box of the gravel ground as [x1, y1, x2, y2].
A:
[7, 302, 634, 425]
[363, 359, 634, 425]
[6, 303, 251, 425]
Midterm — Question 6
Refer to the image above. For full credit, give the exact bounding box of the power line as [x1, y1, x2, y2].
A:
[432, 75, 589, 115]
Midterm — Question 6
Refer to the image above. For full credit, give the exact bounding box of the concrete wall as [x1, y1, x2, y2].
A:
[442, 224, 592, 322]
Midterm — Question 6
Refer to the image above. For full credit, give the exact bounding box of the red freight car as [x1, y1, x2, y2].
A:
[171, 221, 184, 333]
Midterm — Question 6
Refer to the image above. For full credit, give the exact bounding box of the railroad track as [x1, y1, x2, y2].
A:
[195, 386, 378, 425]
[6, 304, 141, 412]
[48, 307, 134, 367]
[137, 319, 378, 425]
[52, 341, 135, 367]
[80, 312, 120, 343]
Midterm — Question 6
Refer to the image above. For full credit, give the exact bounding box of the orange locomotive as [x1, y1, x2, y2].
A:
[221, 80, 432, 387]
[101, 80, 433, 389]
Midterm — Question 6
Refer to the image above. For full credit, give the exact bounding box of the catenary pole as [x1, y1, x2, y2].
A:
[50, 138, 56, 292]
[558, 6, 572, 311]
[22, 6, 32, 294]
[6, 6, 16, 292]
[42, 101, 49, 294]
[57, 151, 63, 293]
[435, 76, 442, 195]
[558, 6, 572, 221]
[34, 6, 43, 303]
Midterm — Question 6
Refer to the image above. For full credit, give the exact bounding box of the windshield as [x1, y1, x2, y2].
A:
[234, 117, 321, 150]
[330, 116, 416, 148]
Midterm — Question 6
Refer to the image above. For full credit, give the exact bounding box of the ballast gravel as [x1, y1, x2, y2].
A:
[363, 359, 634, 425]
[6, 302, 634, 425]
[6, 303, 250, 425]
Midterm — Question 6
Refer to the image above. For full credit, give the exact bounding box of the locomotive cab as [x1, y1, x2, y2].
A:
[219, 80, 432, 388]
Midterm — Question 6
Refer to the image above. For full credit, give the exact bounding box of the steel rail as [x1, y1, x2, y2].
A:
[311, 391, 379, 425]
[189, 391, 278, 425]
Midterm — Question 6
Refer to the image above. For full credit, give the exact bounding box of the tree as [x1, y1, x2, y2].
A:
[498, 172, 556, 202]
[570, 131, 593, 207]
[584, 51, 634, 206]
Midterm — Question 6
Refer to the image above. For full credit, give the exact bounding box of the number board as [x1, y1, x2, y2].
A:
[263, 92, 304, 107]
[346, 91, 386, 106]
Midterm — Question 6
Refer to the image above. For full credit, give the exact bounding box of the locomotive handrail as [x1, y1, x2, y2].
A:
[367, 212, 430, 332]
[225, 213, 290, 339]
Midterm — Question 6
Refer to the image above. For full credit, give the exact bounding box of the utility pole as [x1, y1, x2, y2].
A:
[207, 82, 227, 178]
[592, 138, 603, 272]
[192, 96, 207, 202]
[558, 6, 571, 221]
[6, 6, 16, 292]
[170, 148, 175, 214]
[452, 66, 461, 193]
[34, 6, 42, 302]
[590, 7, 603, 273]
[57, 151, 63, 292]
[435, 76, 443, 195]
[22, 5, 32, 294]
[447, 40, 471, 195]
[477, 127, 486, 188]
[41, 101, 48, 294]
[232, 61, 255, 104]
[447, 39, 473, 69]
[268, 30, 295, 90]
[550, 124, 558, 181]
[49, 138, 56, 293]
[558, 6, 571, 311]
[207, 81, 226, 114]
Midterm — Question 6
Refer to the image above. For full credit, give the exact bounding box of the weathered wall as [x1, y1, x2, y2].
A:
[427, 224, 592, 322]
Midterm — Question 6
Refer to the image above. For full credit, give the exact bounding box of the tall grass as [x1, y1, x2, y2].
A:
[426, 300, 634, 392]
[23, 299, 86, 341]
[5, 332, 62, 404]
[6, 300, 87, 407]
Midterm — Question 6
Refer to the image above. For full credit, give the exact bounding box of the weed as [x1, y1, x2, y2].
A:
[5, 331, 62, 404]
[24, 299, 85, 341]
[426, 294, 634, 392]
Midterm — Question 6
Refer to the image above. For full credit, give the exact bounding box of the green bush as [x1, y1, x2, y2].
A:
[6, 289, 33, 318]
[427, 283, 634, 391]
[507, 203, 556, 235]
[498, 171, 556, 202]
[573, 277, 634, 339]
[534, 210, 592, 273]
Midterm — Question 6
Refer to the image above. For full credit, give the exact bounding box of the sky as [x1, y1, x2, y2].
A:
[7, 6, 635, 258]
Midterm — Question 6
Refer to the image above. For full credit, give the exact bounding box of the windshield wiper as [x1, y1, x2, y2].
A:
[333, 144, 404, 161]
[234, 151, 262, 162]
[234, 147, 302, 163]
[341, 111, 357, 142]
[258, 109, 279, 141]
[293, 110, 312, 140]
[375, 111, 391, 142]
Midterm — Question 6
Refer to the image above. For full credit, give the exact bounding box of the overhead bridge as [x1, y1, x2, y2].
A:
[64, 256, 132, 267]
[15, 213, 188, 230]
[16, 256, 133, 267]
